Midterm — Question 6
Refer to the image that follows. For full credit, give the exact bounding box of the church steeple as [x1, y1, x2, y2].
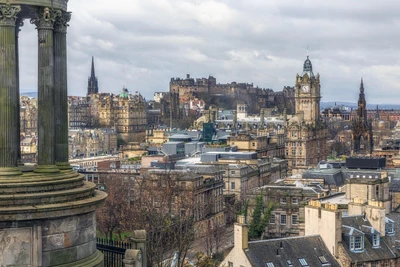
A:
[87, 56, 99, 95]
[91, 56, 95, 78]
[353, 78, 373, 154]
[357, 78, 367, 123]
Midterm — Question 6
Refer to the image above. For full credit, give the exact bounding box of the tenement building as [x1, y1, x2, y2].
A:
[0, 1, 106, 266]
[83, 88, 147, 138]
[284, 56, 328, 174]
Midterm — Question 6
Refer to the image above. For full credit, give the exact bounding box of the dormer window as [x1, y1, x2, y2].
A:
[386, 218, 395, 235]
[372, 233, 380, 247]
[350, 235, 364, 251]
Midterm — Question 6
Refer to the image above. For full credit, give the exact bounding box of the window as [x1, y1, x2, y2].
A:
[286, 259, 293, 266]
[269, 214, 276, 224]
[281, 214, 287, 225]
[231, 182, 235, 190]
[318, 256, 328, 264]
[299, 258, 308, 266]
[350, 235, 364, 251]
[281, 197, 287, 204]
[386, 220, 395, 235]
[354, 236, 363, 250]
[292, 215, 298, 225]
[266, 263, 275, 267]
[252, 142, 256, 147]
[228, 262, 233, 267]
[372, 234, 380, 247]
[292, 197, 298, 204]
[231, 170, 236, 175]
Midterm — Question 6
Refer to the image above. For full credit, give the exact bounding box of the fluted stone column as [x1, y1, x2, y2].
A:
[16, 17, 23, 166]
[54, 11, 71, 170]
[0, 4, 22, 176]
[31, 7, 61, 173]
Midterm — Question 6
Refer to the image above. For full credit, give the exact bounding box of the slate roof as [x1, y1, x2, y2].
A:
[302, 168, 345, 187]
[389, 178, 400, 192]
[340, 215, 396, 263]
[245, 235, 340, 267]
[382, 213, 400, 258]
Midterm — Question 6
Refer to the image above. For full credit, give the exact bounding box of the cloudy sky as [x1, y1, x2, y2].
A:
[18, 0, 400, 104]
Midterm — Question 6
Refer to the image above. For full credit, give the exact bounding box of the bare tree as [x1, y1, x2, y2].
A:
[132, 170, 198, 267]
[96, 175, 134, 239]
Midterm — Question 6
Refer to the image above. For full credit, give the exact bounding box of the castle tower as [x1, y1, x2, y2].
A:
[87, 56, 99, 95]
[295, 56, 321, 125]
[352, 79, 373, 154]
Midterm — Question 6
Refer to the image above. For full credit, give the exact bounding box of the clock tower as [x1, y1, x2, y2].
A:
[295, 56, 321, 124]
[285, 56, 328, 175]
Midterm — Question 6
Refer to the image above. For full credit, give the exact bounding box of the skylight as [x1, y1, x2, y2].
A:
[319, 256, 328, 264]
[266, 262, 275, 267]
[299, 258, 309, 266]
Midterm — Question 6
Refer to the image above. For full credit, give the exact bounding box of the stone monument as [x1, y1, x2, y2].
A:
[0, 1, 107, 266]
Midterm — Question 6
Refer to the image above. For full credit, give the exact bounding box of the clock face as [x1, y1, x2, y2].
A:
[302, 85, 309, 93]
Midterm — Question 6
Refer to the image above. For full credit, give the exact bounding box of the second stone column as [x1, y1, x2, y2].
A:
[31, 7, 61, 173]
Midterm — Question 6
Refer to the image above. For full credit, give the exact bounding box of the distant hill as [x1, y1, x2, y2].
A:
[21, 92, 37, 98]
[321, 101, 400, 110]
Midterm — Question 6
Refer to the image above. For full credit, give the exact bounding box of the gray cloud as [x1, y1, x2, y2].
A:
[17, 0, 400, 104]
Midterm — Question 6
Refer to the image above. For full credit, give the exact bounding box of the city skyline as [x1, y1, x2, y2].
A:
[18, 0, 400, 103]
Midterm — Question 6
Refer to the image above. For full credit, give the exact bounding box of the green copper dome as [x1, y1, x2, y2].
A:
[119, 87, 129, 99]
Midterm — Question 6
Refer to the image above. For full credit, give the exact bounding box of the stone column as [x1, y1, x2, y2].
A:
[31, 7, 61, 173]
[16, 17, 23, 166]
[0, 4, 22, 176]
[54, 11, 71, 170]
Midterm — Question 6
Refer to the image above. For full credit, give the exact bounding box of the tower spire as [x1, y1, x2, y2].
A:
[87, 56, 99, 95]
[360, 78, 364, 93]
[91, 56, 95, 77]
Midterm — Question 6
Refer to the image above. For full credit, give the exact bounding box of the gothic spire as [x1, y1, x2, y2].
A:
[87, 56, 99, 95]
[91, 56, 95, 77]
[360, 78, 364, 93]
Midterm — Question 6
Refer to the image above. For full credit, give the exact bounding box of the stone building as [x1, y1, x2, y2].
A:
[220, 215, 339, 267]
[138, 169, 225, 235]
[68, 95, 91, 128]
[284, 56, 328, 174]
[305, 200, 399, 267]
[69, 128, 118, 158]
[227, 130, 285, 158]
[246, 182, 325, 238]
[87, 88, 147, 137]
[115, 88, 147, 134]
[20, 95, 38, 135]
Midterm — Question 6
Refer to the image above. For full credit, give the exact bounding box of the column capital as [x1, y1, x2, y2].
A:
[54, 11, 71, 34]
[0, 4, 21, 27]
[30, 7, 61, 30]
